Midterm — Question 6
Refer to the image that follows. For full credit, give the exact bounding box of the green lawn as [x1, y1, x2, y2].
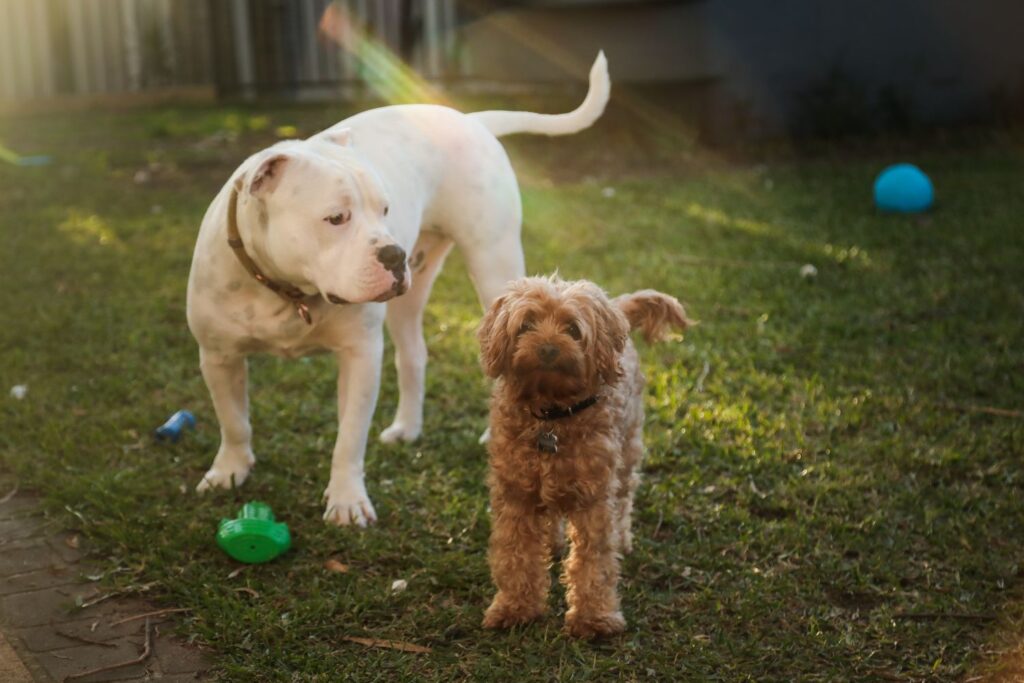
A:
[1, 102, 1023, 681]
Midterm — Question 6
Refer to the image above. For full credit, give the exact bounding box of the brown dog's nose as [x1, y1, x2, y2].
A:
[537, 344, 559, 365]
[376, 244, 406, 270]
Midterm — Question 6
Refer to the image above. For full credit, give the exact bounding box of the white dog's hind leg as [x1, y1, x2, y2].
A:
[463, 233, 526, 445]
[323, 337, 384, 526]
[381, 232, 453, 444]
[196, 349, 255, 492]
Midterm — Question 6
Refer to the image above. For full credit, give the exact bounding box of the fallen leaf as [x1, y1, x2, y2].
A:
[233, 587, 260, 598]
[324, 559, 350, 574]
[0, 486, 18, 504]
[65, 534, 80, 549]
[342, 636, 431, 654]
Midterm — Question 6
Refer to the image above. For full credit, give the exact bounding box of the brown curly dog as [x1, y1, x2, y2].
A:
[477, 275, 690, 638]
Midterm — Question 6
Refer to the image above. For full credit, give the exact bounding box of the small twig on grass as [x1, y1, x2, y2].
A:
[109, 607, 191, 626]
[54, 628, 118, 648]
[342, 636, 432, 654]
[892, 611, 997, 622]
[862, 668, 908, 682]
[63, 617, 152, 682]
[0, 485, 18, 504]
[946, 403, 1024, 419]
[63, 505, 88, 525]
[78, 592, 122, 609]
[78, 581, 159, 608]
[694, 360, 710, 393]
[227, 566, 249, 579]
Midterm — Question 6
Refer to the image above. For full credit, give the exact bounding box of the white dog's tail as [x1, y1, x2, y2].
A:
[469, 51, 610, 137]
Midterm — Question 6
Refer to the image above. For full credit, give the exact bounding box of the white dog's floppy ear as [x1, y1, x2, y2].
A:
[323, 127, 353, 147]
[249, 153, 289, 196]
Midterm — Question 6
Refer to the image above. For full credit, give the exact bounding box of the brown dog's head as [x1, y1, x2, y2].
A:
[477, 276, 629, 402]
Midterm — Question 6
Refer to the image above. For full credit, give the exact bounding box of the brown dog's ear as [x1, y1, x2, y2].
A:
[591, 293, 630, 386]
[249, 153, 289, 197]
[477, 294, 512, 378]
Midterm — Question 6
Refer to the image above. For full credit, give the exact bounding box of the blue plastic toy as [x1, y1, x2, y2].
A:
[155, 409, 196, 442]
[874, 163, 934, 213]
[0, 142, 52, 167]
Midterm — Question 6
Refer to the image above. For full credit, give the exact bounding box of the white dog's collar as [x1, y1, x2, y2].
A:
[226, 180, 315, 325]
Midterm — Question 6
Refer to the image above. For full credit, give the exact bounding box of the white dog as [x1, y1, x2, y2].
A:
[186, 54, 611, 526]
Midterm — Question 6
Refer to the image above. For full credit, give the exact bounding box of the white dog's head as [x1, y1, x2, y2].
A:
[236, 130, 410, 305]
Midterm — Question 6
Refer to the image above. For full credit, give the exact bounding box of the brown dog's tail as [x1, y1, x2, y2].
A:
[613, 290, 692, 343]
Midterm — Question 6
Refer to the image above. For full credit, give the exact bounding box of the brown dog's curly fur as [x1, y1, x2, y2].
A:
[477, 276, 690, 638]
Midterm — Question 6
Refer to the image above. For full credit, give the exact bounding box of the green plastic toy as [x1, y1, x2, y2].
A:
[217, 502, 291, 564]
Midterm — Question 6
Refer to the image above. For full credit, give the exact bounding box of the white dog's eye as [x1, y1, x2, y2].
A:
[325, 211, 350, 226]
[383, 205, 389, 217]
[566, 321, 582, 340]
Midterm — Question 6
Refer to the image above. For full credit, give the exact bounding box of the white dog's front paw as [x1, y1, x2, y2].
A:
[322, 480, 377, 527]
[195, 462, 251, 493]
[380, 421, 421, 444]
[194, 448, 254, 491]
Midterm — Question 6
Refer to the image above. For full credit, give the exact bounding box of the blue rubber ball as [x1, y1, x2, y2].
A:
[874, 163, 934, 213]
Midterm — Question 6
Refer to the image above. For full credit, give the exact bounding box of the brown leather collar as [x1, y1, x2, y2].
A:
[226, 180, 314, 325]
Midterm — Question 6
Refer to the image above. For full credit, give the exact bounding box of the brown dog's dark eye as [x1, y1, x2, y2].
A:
[566, 321, 582, 340]
[325, 211, 350, 226]
[517, 320, 535, 337]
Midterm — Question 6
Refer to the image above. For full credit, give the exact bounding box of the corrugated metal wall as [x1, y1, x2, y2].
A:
[0, 0, 460, 104]
[0, 0, 214, 100]
[211, 0, 459, 98]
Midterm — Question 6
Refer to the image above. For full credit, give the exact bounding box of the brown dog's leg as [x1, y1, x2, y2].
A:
[563, 503, 626, 638]
[483, 493, 551, 629]
[614, 427, 644, 555]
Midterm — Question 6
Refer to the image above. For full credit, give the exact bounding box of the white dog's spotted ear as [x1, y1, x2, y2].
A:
[249, 153, 289, 196]
[323, 127, 353, 147]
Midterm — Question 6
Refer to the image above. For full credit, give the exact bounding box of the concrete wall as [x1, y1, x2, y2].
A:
[459, 0, 1024, 137]
[704, 0, 1024, 135]
[459, 2, 712, 84]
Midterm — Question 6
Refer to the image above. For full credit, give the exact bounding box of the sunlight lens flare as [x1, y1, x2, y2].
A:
[318, 4, 445, 105]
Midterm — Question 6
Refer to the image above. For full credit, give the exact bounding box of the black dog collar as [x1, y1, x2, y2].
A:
[531, 395, 600, 421]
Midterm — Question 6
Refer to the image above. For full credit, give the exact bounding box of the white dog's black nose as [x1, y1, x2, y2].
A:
[376, 244, 406, 271]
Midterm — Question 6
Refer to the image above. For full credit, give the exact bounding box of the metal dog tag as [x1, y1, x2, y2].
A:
[537, 431, 558, 454]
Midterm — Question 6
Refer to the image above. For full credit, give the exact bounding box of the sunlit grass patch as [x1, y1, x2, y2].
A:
[0, 105, 1022, 681]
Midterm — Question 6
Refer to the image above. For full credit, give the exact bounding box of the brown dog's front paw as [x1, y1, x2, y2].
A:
[564, 611, 626, 639]
[482, 598, 546, 630]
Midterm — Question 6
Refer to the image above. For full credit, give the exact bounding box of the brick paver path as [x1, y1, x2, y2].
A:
[0, 488, 210, 682]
